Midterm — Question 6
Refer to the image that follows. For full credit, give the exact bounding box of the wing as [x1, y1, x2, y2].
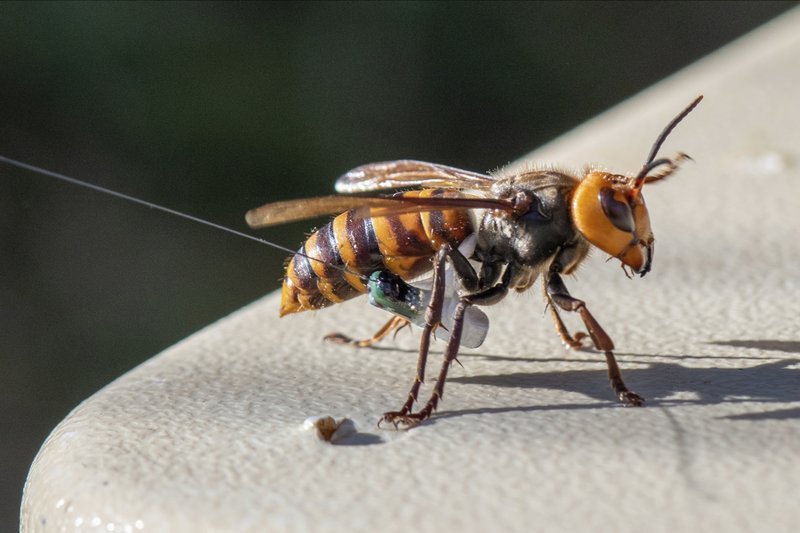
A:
[335, 160, 495, 193]
[245, 193, 515, 229]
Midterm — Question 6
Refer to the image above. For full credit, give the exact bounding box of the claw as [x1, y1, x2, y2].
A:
[391, 320, 411, 340]
[562, 331, 589, 350]
[323, 332, 353, 345]
[379, 411, 427, 429]
[620, 391, 645, 407]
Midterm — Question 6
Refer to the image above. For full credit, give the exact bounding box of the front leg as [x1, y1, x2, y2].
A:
[546, 270, 644, 406]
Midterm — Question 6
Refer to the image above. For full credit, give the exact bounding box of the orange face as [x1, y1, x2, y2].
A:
[571, 172, 654, 275]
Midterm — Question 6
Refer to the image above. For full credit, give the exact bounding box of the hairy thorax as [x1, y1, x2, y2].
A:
[475, 170, 588, 284]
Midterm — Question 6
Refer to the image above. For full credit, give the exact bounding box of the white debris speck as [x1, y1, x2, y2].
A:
[303, 415, 357, 442]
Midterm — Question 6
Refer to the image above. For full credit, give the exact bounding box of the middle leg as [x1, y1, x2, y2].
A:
[546, 295, 589, 350]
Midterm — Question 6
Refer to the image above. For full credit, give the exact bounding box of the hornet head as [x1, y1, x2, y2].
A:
[570, 96, 702, 277]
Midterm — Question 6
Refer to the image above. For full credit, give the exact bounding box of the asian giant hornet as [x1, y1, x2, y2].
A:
[245, 96, 703, 427]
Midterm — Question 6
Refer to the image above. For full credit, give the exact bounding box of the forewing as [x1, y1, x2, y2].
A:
[246, 196, 387, 228]
[245, 193, 514, 229]
[335, 160, 495, 193]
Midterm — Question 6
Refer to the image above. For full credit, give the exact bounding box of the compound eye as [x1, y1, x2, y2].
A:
[598, 188, 634, 233]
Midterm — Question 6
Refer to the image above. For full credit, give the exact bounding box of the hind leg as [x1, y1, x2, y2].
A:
[324, 316, 410, 348]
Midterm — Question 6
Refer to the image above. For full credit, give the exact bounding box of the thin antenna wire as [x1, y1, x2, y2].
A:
[0, 154, 368, 282]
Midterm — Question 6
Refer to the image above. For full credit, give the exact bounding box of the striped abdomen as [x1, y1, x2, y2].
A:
[280, 189, 474, 316]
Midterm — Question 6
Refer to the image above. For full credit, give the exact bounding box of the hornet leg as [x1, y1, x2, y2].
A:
[546, 296, 588, 349]
[546, 271, 644, 406]
[324, 316, 410, 348]
[382, 260, 513, 428]
[380, 245, 450, 426]
[388, 298, 469, 427]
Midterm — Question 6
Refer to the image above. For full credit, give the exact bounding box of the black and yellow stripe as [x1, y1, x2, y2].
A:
[280, 189, 474, 316]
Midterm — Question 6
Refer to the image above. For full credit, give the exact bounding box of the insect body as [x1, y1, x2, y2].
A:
[247, 96, 703, 427]
[273, 187, 475, 316]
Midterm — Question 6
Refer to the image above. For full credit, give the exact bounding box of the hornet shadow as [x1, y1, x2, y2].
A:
[434, 339, 800, 422]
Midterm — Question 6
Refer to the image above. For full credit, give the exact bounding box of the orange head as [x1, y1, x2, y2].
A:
[571, 171, 654, 275]
[570, 95, 702, 277]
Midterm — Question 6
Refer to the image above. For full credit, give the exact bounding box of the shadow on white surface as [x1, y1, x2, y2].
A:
[710, 339, 800, 353]
[436, 352, 800, 420]
[326, 432, 386, 446]
[358, 338, 800, 422]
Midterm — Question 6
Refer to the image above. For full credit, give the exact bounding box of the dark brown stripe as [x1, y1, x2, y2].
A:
[315, 222, 342, 278]
[363, 217, 380, 262]
[327, 278, 360, 301]
[386, 213, 428, 254]
[292, 245, 319, 292]
[346, 210, 382, 270]
[316, 219, 361, 301]
[300, 291, 328, 310]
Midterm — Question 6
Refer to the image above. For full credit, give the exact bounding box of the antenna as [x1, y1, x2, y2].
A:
[633, 95, 703, 191]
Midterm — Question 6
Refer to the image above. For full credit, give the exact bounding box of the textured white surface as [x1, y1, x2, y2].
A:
[22, 9, 800, 533]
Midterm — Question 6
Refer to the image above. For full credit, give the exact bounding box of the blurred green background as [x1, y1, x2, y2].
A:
[0, 1, 794, 527]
